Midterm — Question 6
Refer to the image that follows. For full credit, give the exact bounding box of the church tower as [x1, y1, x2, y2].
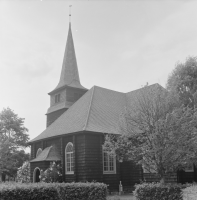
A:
[46, 22, 88, 127]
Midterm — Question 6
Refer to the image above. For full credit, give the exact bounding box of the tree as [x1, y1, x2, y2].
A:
[8, 150, 30, 179]
[104, 86, 197, 183]
[0, 108, 29, 181]
[0, 136, 15, 181]
[16, 161, 30, 183]
[167, 56, 197, 108]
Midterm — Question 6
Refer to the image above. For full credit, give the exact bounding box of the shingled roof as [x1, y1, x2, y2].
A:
[29, 84, 161, 143]
[49, 23, 87, 95]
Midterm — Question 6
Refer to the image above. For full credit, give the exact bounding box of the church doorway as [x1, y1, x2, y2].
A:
[33, 167, 40, 183]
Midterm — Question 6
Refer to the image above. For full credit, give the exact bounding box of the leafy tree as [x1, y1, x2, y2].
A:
[104, 86, 197, 183]
[8, 150, 30, 179]
[0, 137, 15, 181]
[16, 161, 30, 183]
[0, 108, 29, 181]
[167, 56, 197, 108]
[40, 162, 62, 183]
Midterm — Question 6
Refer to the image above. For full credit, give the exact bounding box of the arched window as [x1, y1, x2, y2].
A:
[65, 142, 74, 174]
[36, 148, 42, 157]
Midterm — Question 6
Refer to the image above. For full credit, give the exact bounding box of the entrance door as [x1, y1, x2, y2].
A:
[33, 168, 40, 183]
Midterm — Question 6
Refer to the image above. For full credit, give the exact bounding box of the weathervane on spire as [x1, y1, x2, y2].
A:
[69, 5, 72, 24]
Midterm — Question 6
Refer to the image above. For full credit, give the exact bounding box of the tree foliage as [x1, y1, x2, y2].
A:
[0, 107, 29, 147]
[0, 108, 29, 180]
[167, 56, 197, 108]
[16, 161, 30, 183]
[104, 86, 197, 182]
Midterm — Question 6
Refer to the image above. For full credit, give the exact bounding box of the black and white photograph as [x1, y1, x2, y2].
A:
[1, 0, 197, 199]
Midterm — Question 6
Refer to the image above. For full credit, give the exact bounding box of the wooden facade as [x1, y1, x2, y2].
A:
[30, 133, 142, 191]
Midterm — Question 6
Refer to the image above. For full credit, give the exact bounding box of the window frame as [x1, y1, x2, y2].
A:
[55, 94, 61, 103]
[103, 149, 116, 174]
[65, 142, 74, 174]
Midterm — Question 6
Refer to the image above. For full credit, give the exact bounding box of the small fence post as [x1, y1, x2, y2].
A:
[119, 181, 123, 195]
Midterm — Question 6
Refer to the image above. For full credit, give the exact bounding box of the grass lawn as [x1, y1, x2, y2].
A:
[107, 194, 136, 200]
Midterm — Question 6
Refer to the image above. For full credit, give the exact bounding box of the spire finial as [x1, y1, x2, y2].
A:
[69, 5, 72, 26]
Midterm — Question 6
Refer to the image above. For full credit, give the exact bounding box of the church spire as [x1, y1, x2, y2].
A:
[49, 11, 87, 94]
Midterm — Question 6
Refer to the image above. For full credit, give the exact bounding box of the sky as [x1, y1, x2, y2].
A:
[0, 0, 197, 143]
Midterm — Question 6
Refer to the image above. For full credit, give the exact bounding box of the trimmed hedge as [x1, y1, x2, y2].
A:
[0, 182, 107, 200]
[134, 182, 183, 200]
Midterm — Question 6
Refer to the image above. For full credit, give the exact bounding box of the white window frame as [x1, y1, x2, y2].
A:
[65, 142, 74, 174]
[36, 148, 42, 157]
[103, 150, 116, 174]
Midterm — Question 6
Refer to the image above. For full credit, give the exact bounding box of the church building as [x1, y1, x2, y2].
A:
[29, 21, 144, 190]
[28, 21, 160, 190]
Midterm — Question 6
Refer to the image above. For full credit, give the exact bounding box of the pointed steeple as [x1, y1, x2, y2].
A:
[49, 22, 87, 94]
[46, 14, 88, 127]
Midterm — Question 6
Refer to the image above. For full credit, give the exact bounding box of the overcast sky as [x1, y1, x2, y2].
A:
[1, 0, 197, 142]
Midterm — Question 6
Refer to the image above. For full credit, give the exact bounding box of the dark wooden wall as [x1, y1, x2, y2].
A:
[30, 132, 142, 191]
[75, 134, 86, 182]
[85, 134, 103, 182]
[120, 161, 142, 187]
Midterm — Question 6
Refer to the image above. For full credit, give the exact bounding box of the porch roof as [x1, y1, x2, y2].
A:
[30, 146, 61, 162]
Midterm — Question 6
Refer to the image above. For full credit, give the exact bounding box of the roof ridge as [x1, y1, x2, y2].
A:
[126, 83, 161, 94]
[83, 86, 95, 131]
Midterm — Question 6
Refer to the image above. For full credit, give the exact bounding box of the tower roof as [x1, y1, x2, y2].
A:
[49, 23, 87, 94]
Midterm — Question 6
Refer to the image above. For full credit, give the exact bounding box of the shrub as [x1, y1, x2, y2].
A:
[182, 185, 197, 200]
[0, 182, 59, 200]
[40, 162, 62, 183]
[16, 161, 30, 183]
[56, 182, 107, 200]
[0, 182, 107, 200]
[134, 182, 183, 200]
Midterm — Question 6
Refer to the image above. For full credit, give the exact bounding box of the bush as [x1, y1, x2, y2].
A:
[56, 182, 107, 200]
[40, 162, 62, 183]
[0, 182, 59, 200]
[134, 182, 183, 200]
[16, 161, 30, 183]
[0, 182, 107, 200]
[182, 185, 197, 200]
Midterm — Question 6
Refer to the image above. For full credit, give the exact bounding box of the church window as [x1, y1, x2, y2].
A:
[103, 150, 116, 174]
[36, 148, 42, 157]
[65, 142, 74, 174]
[55, 94, 61, 103]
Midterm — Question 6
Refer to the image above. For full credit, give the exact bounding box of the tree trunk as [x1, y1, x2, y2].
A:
[160, 176, 166, 184]
[1, 173, 6, 182]
[159, 169, 166, 184]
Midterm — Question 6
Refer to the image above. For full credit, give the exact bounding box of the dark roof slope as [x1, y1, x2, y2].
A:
[29, 84, 162, 143]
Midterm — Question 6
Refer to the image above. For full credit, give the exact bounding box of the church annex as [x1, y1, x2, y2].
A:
[28, 21, 154, 190]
